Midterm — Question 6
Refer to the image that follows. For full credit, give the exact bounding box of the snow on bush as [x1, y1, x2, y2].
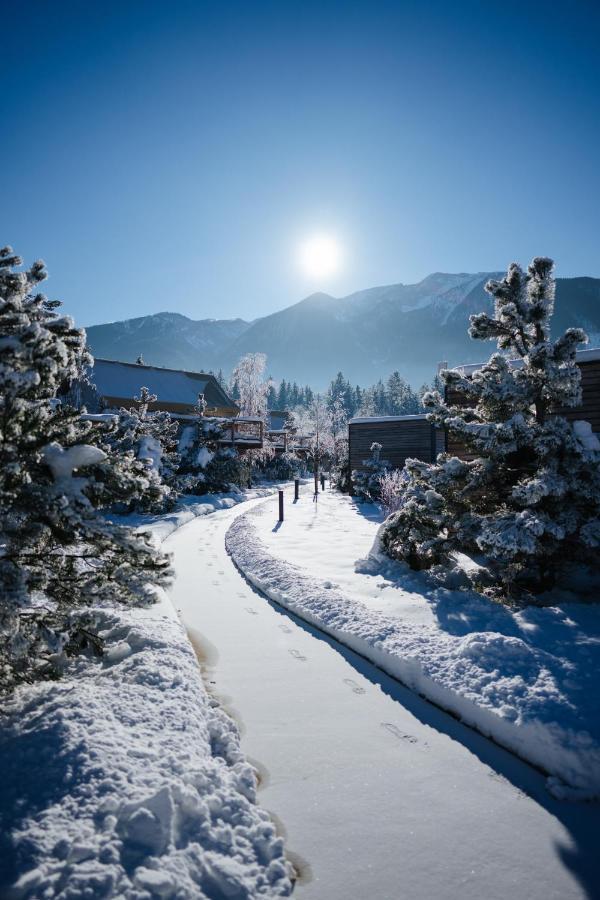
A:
[106, 385, 180, 513]
[226, 501, 600, 798]
[381, 257, 600, 597]
[378, 468, 407, 515]
[352, 442, 391, 502]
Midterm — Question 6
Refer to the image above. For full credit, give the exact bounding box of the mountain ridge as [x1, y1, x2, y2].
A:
[85, 272, 600, 388]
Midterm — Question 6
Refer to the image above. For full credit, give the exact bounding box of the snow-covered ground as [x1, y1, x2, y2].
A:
[227, 488, 600, 798]
[0, 488, 293, 900]
[169, 498, 600, 899]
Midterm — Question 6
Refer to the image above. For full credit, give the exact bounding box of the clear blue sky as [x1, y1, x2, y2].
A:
[2, 0, 599, 326]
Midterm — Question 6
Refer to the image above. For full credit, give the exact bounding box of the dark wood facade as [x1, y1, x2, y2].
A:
[349, 415, 443, 474]
[348, 351, 600, 473]
[446, 349, 600, 459]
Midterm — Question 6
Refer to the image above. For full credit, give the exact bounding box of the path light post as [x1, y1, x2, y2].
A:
[294, 479, 299, 501]
[278, 489, 284, 522]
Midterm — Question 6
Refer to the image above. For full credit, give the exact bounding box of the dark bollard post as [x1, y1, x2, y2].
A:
[294, 478, 299, 501]
[278, 489, 284, 522]
[320, 474, 325, 491]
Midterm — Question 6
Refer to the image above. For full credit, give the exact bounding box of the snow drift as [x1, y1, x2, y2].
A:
[1, 487, 293, 899]
[226, 501, 600, 799]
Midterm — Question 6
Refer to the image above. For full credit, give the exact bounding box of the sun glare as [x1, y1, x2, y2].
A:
[297, 234, 343, 279]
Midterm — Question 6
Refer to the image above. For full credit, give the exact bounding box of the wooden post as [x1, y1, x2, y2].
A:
[278, 489, 284, 522]
[294, 478, 299, 501]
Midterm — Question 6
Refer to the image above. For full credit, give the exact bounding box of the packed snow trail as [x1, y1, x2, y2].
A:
[166, 499, 600, 900]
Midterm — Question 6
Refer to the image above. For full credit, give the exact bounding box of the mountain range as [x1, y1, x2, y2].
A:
[84, 272, 600, 389]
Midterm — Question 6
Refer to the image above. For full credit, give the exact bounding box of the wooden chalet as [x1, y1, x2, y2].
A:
[349, 348, 600, 474]
[446, 347, 600, 458]
[348, 414, 445, 474]
[90, 359, 238, 418]
[88, 360, 296, 452]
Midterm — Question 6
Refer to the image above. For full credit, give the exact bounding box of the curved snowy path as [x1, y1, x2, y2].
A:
[166, 499, 599, 900]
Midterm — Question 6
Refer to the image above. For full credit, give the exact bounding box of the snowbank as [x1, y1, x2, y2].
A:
[1, 485, 293, 899]
[226, 495, 600, 799]
[0, 608, 292, 899]
[118, 486, 287, 545]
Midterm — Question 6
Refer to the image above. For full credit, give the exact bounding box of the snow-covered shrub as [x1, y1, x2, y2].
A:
[381, 257, 600, 596]
[352, 442, 391, 502]
[0, 247, 171, 690]
[107, 386, 180, 512]
[258, 450, 304, 481]
[202, 447, 253, 492]
[175, 405, 254, 494]
[378, 468, 408, 515]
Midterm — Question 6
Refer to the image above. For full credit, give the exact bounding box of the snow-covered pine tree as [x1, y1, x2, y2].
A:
[0, 247, 171, 689]
[381, 257, 600, 595]
[108, 385, 180, 511]
[176, 392, 226, 493]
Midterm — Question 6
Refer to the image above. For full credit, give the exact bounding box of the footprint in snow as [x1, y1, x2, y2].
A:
[245, 607, 258, 616]
[278, 623, 292, 634]
[217, 570, 225, 575]
[343, 678, 366, 695]
[289, 649, 307, 661]
[381, 723, 419, 744]
[212, 580, 220, 586]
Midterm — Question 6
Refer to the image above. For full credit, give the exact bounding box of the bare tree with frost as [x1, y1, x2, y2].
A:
[229, 352, 272, 420]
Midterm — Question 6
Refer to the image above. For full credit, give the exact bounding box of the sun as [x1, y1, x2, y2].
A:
[297, 234, 343, 279]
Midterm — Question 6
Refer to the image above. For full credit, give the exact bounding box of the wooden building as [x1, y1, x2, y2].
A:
[447, 347, 600, 458]
[348, 414, 445, 474]
[89, 359, 239, 418]
[348, 348, 600, 475]
[86, 359, 296, 453]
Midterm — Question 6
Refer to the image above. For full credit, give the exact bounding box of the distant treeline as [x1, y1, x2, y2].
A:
[216, 366, 442, 419]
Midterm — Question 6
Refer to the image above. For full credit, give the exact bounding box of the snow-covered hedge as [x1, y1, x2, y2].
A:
[226, 502, 600, 799]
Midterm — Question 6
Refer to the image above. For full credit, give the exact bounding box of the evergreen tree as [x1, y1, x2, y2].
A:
[266, 381, 278, 410]
[107, 386, 180, 511]
[0, 247, 171, 689]
[277, 379, 289, 410]
[381, 258, 600, 595]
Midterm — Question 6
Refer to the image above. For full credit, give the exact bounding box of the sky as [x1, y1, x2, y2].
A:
[1, 0, 599, 326]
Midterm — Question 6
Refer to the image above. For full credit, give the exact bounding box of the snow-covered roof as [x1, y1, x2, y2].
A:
[349, 414, 429, 424]
[455, 347, 600, 376]
[90, 359, 236, 409]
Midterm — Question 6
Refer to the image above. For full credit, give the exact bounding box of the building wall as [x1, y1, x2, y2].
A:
[553, 358, 600, 432]
[446, 356, 600, 459]
[349, 417, 439, 474]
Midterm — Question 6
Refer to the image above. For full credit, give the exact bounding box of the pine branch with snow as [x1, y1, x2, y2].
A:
[106, 385, 180, 512]
[381, 257, 600, 596]
[0, 247, 172, 690]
